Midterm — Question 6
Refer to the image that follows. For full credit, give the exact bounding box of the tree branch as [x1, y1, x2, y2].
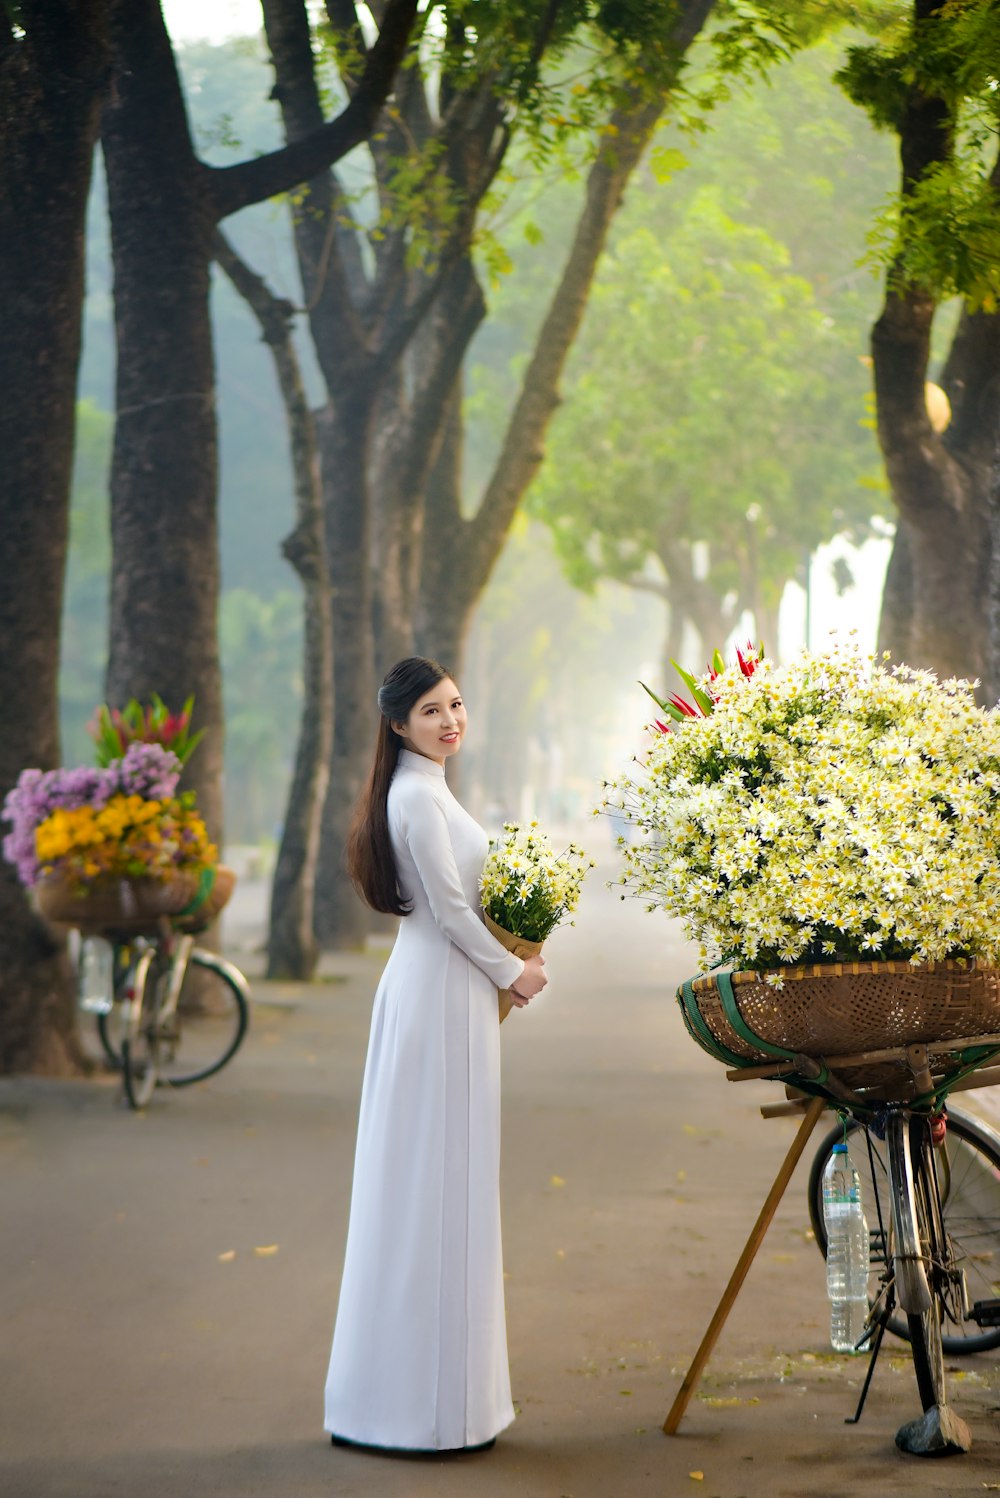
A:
[210, 0, 418, 219]
[389, 257, 486, 496]
[464, 90, 665, 593]
[259, 0, 371, 373]
[324, 0, 368, 95]
[372, 208, 479, 375]
[214, 230, 324, 583]
[622, 574, 669, 599]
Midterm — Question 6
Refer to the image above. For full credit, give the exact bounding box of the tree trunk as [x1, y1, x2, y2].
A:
[213, 232, 334, 979]
[415, 376, 473, 676]
[0, 3, 110, 1074]
[868, 8, 1000, 684]
[99, 0, 415, 957]
[871, 289, 993, 682]
[418, 81, 689, 676]
[101, 0, 224, 841]
[312, 396, 378, 948]
[989, 414, 1000, 707]
[876, 520, 913, 660]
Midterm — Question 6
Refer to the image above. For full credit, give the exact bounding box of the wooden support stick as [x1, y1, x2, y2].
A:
[662, 1094, 827, 1436]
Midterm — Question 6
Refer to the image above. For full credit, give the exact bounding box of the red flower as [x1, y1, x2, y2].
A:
[735, 643, 760, 680]
[667, 693, 704, 718]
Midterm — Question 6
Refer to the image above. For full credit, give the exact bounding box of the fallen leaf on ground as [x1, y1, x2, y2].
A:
[254, 1244, 279, 1257]
[676, 1169, 687, 1182]
[217, 1250, 236, 1263]
[688, 1472, 704, 1482]
[550, 1175, 566, 1187]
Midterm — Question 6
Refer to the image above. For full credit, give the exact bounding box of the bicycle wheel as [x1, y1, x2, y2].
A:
[808, 1110, 1000, 1354]
[905, 1121, 947, 1412]
[121, 946, 159, 1110]
[154, 949, 249, 1087]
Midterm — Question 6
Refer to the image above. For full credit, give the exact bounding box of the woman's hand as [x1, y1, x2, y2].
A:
[510, 953, 547, 1005]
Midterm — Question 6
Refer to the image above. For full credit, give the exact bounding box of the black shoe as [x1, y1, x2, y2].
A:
[331, 1433, 497, 1457]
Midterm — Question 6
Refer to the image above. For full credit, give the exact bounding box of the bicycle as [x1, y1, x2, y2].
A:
[793, 1090, 1000, 1451]
[808, 1105, 1000, 1361]
[675, 967, 1000, 1453]
[81, 925, 251, 1109]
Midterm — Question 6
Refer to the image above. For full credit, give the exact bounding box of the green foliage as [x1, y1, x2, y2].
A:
[868, 154, 1000, 307]
[90, 694, 204, 767]
[479, 37, 894, 642]
[531, 192, 880, 611]
[835, 41, 909, 132]
[835, 0, 1000, 305]
[219, 589, 303, 844]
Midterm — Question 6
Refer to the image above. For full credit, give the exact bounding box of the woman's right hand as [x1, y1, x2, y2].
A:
[513, 953, 547, 1001]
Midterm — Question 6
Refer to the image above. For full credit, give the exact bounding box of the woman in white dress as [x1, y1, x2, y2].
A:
[324, 656, 548, 1454]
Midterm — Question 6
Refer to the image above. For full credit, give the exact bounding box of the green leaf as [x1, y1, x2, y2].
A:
[670, 660, 713, 715]
[640, 679, 671, 712]
[649, 145, 688, 184]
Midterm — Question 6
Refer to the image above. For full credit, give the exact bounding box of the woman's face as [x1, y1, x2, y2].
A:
[395, 676, 467, 764]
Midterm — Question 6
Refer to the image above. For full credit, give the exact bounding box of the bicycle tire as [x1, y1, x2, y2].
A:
[808, 1110, 1000, 1355]
[154, 949, 249, 1087]
[121, 947, 159, 1110]
[905, 1119, 947, 1412]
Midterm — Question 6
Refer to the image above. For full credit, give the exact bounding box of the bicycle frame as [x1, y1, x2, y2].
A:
[104, 925, 251, 1101]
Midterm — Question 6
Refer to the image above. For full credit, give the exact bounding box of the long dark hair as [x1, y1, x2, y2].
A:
[346, 656, 451, 915]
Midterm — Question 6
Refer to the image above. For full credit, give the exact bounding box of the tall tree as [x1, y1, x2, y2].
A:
[0, 1, 111, 1073]
[215, 231, 332, 978]
[100, 0, 418, 862]
[837, 0, 1000, 686]
[259, 0, 769, 946]
[527, 122, 888, 670]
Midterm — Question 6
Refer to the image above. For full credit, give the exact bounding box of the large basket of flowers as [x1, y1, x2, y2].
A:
[35, 862, 236, 934]
[3, 700, 234, 937]
[603, 646, 1000, 1097]
[677, 962, 1000, 1102]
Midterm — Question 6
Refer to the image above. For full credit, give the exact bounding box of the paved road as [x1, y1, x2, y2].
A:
[2, 869, 1000, 1497]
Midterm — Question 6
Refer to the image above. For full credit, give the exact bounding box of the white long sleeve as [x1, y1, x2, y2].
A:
[396, 779, 525, 990]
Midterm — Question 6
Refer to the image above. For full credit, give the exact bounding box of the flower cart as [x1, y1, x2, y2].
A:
[2, 703, 246, 1108]
[604, 646, 1000, 1455]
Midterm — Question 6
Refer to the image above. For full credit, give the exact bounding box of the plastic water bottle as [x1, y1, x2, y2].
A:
[78, 937, 114, 1015]
[822, 1141, 871, 1354]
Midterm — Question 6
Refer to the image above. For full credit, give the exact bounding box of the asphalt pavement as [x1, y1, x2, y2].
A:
[2, 863, 1000, 1497]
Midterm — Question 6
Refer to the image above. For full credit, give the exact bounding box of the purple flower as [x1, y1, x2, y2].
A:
[1, 745, 181, 886]
[113, 742, 181, 801]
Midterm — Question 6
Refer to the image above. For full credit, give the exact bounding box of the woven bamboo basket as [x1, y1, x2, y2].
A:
[680, 960, 1000, 1101]
[36, 865, 235, 936]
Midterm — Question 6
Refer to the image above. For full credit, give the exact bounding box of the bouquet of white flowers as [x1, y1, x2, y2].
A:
[604, 646, 1000, 975]
[480, 823, 593, 1020]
